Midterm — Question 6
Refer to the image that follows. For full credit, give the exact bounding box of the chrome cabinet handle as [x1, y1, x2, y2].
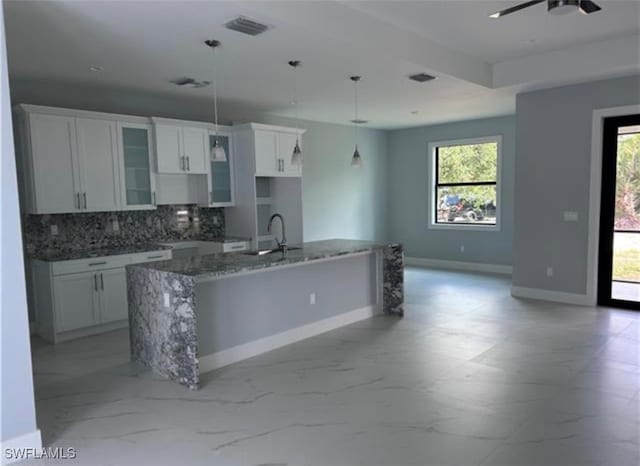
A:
[83, 192, 87, 209]
[76, 193, 81, 209]
[152, 191, 156, 205]
[147, 255, 164, 259]
[210, 191, 213, 204]
[229, 245, 244, 250]
[179, 156, 184, 170]
[100, 273, 104, 291]
[186, 156, 190, 171]
[94, 274, 98, 291]
[88, 261, 107, 266]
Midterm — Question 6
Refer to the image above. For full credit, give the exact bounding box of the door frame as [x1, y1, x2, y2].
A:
[587, 105, 640, 306]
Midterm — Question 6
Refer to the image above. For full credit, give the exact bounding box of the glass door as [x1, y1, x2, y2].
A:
[119, 124, 155, 208]
[208, 133, 233, 206]
[598, 114, 640, 310]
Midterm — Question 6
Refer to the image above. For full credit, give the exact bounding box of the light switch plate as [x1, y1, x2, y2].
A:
[563, 211, 579, 222]
[50, 225, 58, 236]
[112, 219, 120, 232]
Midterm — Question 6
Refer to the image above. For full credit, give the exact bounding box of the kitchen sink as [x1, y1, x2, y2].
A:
[242, 247, 301, 256]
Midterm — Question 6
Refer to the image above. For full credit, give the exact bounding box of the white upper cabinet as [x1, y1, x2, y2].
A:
[117, 123, 157, 209]
[153, 119, 208, 175]
[23, 113, 82, 214]
[181, 126, 208, 174]
[76, 118, 121, 212]
[233, 123, 305, 177]
[277, 131, 302, 176]
[254, 130, 278, 175]
[15, 105, 158, 214]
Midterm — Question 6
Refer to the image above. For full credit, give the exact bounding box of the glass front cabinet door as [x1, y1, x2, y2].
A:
[117, 123, 156, 209]
[208, 132, 234, 207]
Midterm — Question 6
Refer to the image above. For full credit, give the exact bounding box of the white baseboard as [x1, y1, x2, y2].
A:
[1, 429, 42, 465]
[511, 286, 593, 306]
[199, 305, 379, 374]
[406, 257, 512, 275]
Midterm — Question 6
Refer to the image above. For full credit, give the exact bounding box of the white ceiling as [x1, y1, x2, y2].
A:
[345, 0, 640, 64]
[3, 1, 639, 129]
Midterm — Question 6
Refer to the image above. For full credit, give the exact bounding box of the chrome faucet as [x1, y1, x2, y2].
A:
[267, 213, 287, 258]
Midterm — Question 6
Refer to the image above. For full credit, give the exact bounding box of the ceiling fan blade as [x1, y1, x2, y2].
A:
[579, 0, 602, 14]
[489, 0, 546, 18]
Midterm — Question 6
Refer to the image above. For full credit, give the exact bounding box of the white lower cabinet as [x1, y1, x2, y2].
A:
[54, 271, 99, 332]
[53, 268, 127, 331]
[31, 249, 171, 343]
[99, 268, 129, 323]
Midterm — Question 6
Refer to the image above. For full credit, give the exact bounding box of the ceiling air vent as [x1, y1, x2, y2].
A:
[408, 73, 436, 83]
[170, 77, 210, 89]
[224, 16, 271, 36]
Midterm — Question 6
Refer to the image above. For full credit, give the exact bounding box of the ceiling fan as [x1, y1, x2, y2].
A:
[489, 0, 602, 18]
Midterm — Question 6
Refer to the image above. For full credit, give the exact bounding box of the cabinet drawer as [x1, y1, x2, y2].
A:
[128, 250, 172, 264]
[52, 255, 131, 276]
[223, 241, 249, 253]
[51, 249, 172, 275]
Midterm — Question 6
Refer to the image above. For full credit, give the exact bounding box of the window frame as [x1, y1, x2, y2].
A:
[427, 135, 502, 232]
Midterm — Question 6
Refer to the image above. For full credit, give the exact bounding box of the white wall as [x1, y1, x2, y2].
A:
[0, 3, 41, 455]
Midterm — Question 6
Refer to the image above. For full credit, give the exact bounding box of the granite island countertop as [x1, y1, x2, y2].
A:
[127, 239, 401, 281]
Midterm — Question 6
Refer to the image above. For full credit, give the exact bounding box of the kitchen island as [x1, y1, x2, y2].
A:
[126, 239, 403, 388]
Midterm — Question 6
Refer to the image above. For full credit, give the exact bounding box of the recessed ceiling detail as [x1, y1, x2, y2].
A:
[224, 16, 271, 36]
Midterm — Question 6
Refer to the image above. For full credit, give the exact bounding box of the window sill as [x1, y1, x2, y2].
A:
[428, 223, 501, 232]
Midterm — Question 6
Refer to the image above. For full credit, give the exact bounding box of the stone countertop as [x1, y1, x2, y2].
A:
[28, 236, 250, 262]
[30, 243, 173, 262]
[127, 239, 400, 281]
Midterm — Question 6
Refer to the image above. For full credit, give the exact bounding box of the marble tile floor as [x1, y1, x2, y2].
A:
[25, 267, 639, 466]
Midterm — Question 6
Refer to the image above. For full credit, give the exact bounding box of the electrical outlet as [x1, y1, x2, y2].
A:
[50, 225, 58, 236]
[163, 293, 171, 308]
[112, 218, 120, 232]
[546, 267, 553, 277]
[460, 245, 465, 253]
[309, 292, 316, 305]
[213, 216, 220, 226]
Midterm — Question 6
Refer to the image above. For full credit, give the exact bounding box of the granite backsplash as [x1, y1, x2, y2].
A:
[23, 205, 225, 257]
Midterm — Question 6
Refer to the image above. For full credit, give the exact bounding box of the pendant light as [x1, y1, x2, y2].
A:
[288, 60, 303, 166]
[205, 39, 226, 162]
[350, 76, 363, 168]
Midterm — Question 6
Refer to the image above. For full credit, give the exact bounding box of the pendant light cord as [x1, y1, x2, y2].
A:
[212, 45, 219, 137]
[354, 78, 359, 146]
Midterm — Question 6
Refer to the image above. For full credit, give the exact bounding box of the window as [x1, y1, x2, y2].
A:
[428, 136, 501, 230]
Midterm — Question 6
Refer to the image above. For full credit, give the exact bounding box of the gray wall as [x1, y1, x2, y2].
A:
[9, 78, 389, 243]
[513, 75, 640, 294]
[1, 9, 39, 446]
[197, 253, 377, 355]
[387, 116, 515, 266]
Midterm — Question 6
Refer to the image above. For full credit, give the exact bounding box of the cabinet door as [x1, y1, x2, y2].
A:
[118, 124, 156, 208]
[155, 124, 183, 174]
[28, 113, 81, 213]
[98, 268, 128, 323]
[208, 133, 234, 205]
[278, 132, 302, 176]
[181, 126, 208, 174]
[254, 130, 278, 175]
[76, 118, 121, 211]
[54, 272, 98, 332]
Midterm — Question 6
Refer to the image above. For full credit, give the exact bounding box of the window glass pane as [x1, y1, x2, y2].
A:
[438, 142, 497, 184]
[615, 133, 640, 232]
[436, 185, 497, 224]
